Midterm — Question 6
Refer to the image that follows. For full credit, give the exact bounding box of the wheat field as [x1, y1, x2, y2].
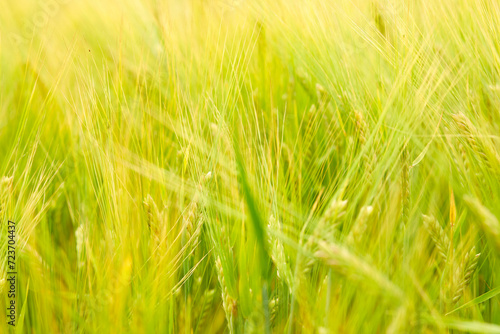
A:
[1, 0, 500, 333]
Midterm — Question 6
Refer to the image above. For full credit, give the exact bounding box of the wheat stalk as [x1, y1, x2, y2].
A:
[401, 146, 411, 225]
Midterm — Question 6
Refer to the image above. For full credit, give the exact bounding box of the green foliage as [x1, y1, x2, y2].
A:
[1, 0, 500, 332]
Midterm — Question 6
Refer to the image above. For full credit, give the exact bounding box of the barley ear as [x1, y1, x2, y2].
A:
[452, 247, 480, 304]
[0, 176, 13, 219]
[346, 205, 373, 247]
[422, 214, 450, 262]
[464, 196, 500, 255]
[215, 256, 237, 333]
[143, 194, 161, 237]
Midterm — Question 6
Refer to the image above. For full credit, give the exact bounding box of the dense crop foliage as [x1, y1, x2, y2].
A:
[1, 0, 500, 332]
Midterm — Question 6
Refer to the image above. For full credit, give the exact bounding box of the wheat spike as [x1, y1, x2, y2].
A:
[423, 214, 450, 262]
[464, 196, 500, 254]
[315, 241, 403, 299]
[269, 297, 279, 325]
[268, 215, 293, 291]
[143, 194, 161, 237]
[75, 224, 86, 269]
[296, 68, 316, 100]
[347, 205, 374, 247]
[452, 247, 480, 304]
[316, 83, 330, 107]
[354, 110, 368, 145]
[196, 289, 215, 329]
[215, 256, 236, 333]
[292, 201, 347, 315]
[453, 113, 491, 169]
[0, 176, 13, 219]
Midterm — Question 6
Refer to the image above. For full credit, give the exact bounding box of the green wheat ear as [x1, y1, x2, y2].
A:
[143, 194, 161, 235]
[346, 205, 373, 247]
[75, 223, 86, 269]
[0, 176, 13, 220]
[452, 247, 480, 304]
[215, 256, 237, 334]
[423, 214, 450, 262]
[464, 196, 500, 255]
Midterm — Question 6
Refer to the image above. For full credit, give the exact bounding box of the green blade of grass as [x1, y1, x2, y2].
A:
[233, 140, 271, 334]
[446, 285, 500, 316]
